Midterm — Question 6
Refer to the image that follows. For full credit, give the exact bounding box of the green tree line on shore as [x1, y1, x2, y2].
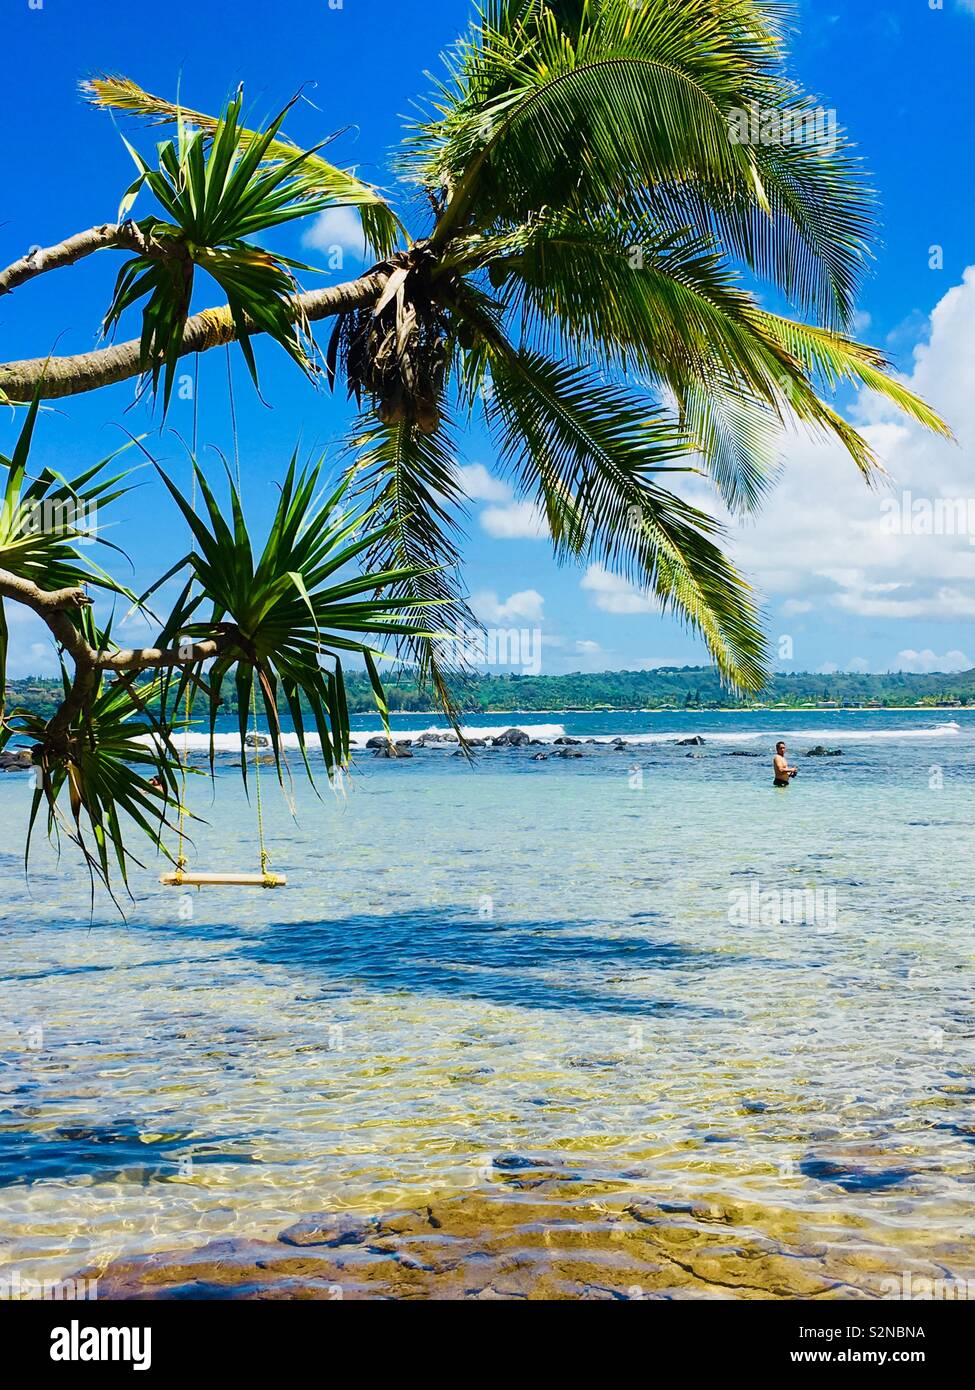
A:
[7, 667, 973, 719]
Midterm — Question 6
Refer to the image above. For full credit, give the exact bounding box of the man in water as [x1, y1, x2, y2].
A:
[773, 741, 798, 788]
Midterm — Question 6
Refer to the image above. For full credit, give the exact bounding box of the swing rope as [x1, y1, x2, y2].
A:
[251, 681, 271, 879]
[164, 351, 284, 888]
[226, 344, 243, 491]
[227, 346, 274, 884]
[173, 354, 201, 879]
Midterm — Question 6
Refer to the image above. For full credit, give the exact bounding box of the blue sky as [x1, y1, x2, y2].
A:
[4, 0, 975, 679]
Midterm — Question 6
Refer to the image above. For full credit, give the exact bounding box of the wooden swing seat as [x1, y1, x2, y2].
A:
[160, 872, 287, 888]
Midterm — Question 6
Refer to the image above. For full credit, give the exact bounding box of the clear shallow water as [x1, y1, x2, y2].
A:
[1, 710, 974, 1297]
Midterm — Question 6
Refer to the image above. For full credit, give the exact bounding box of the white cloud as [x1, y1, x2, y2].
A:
[575, 639, 603, 654]
[480, 500, 549, 540]
[581, 563, 657, 614]
[457, 464, 512, 503]
[723, 267, 975, 631]
[4, 635, 59, 678]
[471, 588, 545, 623]
[893, 648, 971, 674]
[832, 587, 975, 620]
[302, 207, 367, 259]
[0, 603, 60, 677]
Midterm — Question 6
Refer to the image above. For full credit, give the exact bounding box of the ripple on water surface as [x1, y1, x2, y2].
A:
[1, 734, 974, 1297]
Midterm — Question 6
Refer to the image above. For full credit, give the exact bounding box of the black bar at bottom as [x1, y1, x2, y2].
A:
[0, 1296, 965, 1374]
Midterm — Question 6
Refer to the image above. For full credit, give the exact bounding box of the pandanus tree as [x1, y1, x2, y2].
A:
[0, 0, 950, 891]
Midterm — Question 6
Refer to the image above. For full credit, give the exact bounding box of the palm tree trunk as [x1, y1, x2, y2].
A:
[0, 271, 387, 402]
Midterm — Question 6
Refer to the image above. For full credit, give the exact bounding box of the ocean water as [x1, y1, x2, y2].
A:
[2, 708, 974, 1298]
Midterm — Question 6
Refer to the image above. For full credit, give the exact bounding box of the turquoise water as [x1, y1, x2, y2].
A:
[2, 709, 974, 1295]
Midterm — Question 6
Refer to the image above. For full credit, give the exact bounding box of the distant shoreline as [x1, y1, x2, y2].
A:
[370, 704, 967, 717]
[8, 672, 969, 721]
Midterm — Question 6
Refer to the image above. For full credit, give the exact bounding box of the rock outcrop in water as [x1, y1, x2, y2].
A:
[491, 728, 530, 747]
[372, 740, 413, 758]
[414, 732, 459, 748]
[804, 745, 843, 757]
[0, 749, 31, 771]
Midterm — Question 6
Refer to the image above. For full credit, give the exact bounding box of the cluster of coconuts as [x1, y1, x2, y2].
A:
[363, 243, 451, 435]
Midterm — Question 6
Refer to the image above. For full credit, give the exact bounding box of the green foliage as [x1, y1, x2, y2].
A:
[11, 666, 971, 721]
[377, 0, 947, 689]
[0, 405, 444, 895]
[4, 630, 186, 906]
[0, 393, 138, 704]
[150, 452, 442, 785]
[103, 87, 377, 405]
[84, 74, 400, 259]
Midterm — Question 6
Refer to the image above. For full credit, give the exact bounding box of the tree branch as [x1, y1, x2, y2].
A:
[0, 222, 165, 297]
[0, 569, 92, 614]
[1, 565, 235, 741]
[0, 271, 388, 402]
[96, 639, 228, 672]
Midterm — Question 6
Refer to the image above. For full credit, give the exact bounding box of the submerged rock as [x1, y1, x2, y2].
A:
[278, 1214, 372, 1248]
[75, 1175, 915, 1301]
[492, 1153, 539, 1172]
[804, 745, 843, 757]
[530, 752, 549, 761]
[799, 1156, 914, 1192]
[677, 736, 705, 746]
[554, 736, 581, 745]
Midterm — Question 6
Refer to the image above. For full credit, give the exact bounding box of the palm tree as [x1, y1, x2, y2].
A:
[0, 0, 952, 886]
[1, 1, 949, 691]
[0, 401, 441, 899]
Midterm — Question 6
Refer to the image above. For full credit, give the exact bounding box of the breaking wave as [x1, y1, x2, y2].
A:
[147, 720, 962, 755]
